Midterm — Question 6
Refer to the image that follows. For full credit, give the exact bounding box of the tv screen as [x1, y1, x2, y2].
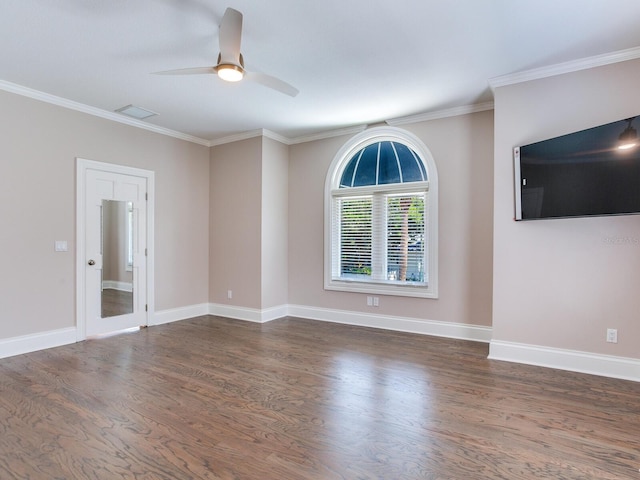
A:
[514, 116, 640, 220]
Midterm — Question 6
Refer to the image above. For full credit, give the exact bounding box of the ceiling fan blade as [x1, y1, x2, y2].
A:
[153, 66, 217, 75]
[219, 7, 243, 65]
[154, 8, 299, 96]
[245, 71, 299, 97]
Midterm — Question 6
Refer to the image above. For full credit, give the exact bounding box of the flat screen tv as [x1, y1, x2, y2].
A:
[514, 116, 640, 220]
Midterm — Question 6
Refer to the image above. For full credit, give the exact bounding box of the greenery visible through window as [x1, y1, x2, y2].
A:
[325, 127, 438, 298]
[387, 194, 425, 283]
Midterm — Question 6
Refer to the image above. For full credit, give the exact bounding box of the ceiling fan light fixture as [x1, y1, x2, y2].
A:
[155, 11, 297, 96]
[217, 64, 244, 82]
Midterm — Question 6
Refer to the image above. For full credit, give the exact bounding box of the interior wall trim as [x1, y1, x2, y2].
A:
[489, 340, 640, 383]
[489, 45, 640, 90]
[209, 129, 291, 147]
[3, 309, 639, 384]
[387, 102, 494, 127]
[150, 303, 210, 326]
[208, 303, 288, 323]
[0, 327, 76, 360]
[0, 79, 211, 146]
[208, 303, 263, 323]
[207, 303, 492, 342]
[288, 304, 492, 343]
[0, 75, 492, 150]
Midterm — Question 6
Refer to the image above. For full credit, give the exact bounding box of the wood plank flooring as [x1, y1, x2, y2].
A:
[101, 288, 133, 318]
[0, 316, 638, 479]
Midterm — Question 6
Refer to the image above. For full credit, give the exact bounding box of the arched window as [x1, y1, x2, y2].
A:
[324, 127, 438, 298]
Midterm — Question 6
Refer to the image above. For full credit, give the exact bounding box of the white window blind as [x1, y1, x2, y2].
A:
[332, 190, 427, 286]
[386, 193, 426, 283]
[334, 196, 372, 280]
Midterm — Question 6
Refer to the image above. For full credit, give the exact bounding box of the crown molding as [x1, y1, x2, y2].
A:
[285, 102, 496, 146]
[387, 102, 494, 126]
[211, 125, 370, 147]
[209, 129, 265, 147]
[0, 79, 494, 149]
[262, 129, 291, 145]
[489, 45, 640, 90]
[286, 102, 497, 144]
[5, 46, 639, 150]
[288, 125, 368, 145]
[0, 79, 211, 146]
[209, 128, 292, 147]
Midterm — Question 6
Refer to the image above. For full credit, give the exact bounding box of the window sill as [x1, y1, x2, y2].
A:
[325, 278, 437, 299]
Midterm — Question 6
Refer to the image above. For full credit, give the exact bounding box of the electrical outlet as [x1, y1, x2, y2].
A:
[227, 290, 233, 299]
[367, 296, 373, 306]
[373, 296, 379, 307]
[606, 328, 618, 344]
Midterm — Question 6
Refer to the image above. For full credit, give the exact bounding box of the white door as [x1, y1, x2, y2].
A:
[81, 163, 149, 337]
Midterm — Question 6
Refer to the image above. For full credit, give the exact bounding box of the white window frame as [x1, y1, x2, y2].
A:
[324, 127, 438, 298]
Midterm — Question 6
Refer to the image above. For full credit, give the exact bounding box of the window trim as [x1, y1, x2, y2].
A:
[324, 126, 439, 299]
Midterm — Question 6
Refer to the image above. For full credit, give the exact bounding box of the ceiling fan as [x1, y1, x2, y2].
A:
[155, 7, 299, 97]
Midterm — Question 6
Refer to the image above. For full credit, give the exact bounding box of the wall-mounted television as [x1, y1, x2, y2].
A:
[514, 116, 640, 220]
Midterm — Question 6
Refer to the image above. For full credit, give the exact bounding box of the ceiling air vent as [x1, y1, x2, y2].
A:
[115, 104, 158, 120]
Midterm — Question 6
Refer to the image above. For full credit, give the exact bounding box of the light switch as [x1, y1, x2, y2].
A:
[55, 240, 68, 252]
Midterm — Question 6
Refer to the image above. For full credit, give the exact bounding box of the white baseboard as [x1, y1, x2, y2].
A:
[10, 306, 636, 384]
[208, 303, 288, 323]
[102, 281, 133, 292]
[206, 303, 491, 342]
[489, 340, 640, 383]
[150, 303, 210, 326]
[0, 327, 77, 359]
[287, 304, 492, 343]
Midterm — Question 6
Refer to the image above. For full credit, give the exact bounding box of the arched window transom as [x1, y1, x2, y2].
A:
[339, 141, 427, 187]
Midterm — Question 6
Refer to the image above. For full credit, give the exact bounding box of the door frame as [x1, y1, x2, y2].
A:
[76, 158, 155, 341]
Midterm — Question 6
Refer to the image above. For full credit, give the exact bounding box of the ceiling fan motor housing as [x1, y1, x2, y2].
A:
[216, 53, 245, 82]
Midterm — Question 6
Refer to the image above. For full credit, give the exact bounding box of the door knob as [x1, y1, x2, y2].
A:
[88, 259, 95, 266]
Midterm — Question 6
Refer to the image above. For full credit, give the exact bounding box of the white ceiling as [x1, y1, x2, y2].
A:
[3, 0, 640, 144]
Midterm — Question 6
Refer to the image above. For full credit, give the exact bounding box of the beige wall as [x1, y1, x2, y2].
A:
[209, 136, 289, 311]
[0, 90, 210, 340]
[288, 111, 495, 327]
[209, 137, 263, 309]
[261, 137, 289, 309]
[493, 59, 640, 359]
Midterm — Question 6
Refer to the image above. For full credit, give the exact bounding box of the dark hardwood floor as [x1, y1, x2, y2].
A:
[101, 288, 133, 318]
[0, 316, 638, 479]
